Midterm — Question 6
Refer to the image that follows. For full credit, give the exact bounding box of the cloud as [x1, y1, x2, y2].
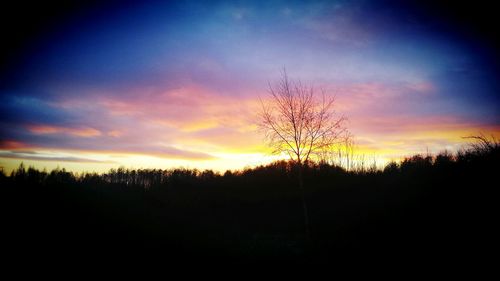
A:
[0, 140, 28, 149]
[27, 125, 102, 137]
[109, 145, 216, 160]
[107, 130, 123, 137]
[0, 151, 114, 163]
[2, 79, 497, 166]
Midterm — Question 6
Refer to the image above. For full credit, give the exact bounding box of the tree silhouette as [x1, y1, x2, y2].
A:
[1, 136, 498, 261]
[258, 69, 349, 244]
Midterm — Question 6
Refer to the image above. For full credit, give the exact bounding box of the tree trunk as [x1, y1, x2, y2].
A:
[298, 163, 311, 248]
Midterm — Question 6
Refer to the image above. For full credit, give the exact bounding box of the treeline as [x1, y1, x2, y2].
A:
[0, 136, 498, 263]
[3, 135, 498, 189]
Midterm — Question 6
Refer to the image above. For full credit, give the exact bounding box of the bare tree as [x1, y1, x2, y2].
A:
[259, 71, 348, 166]
[258, 69, 349, 243]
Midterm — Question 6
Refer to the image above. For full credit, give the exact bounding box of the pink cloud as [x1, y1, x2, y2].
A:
[0, 140, 29, 150]
[97, 84, 258, 133]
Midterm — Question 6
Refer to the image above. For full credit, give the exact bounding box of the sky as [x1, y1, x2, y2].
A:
[1, 0, 499, 173]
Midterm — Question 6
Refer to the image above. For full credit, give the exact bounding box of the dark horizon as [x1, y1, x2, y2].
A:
[2, 134, 497, 264]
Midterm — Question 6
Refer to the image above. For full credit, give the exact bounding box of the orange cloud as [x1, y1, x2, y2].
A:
[27, 125, 102, 138]
[107, 130, 123, 137]
[69, 127, 101, 137]
[28, 125, 62, 134]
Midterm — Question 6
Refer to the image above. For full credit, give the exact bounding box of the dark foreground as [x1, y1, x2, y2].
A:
[1, 143, 497, 265]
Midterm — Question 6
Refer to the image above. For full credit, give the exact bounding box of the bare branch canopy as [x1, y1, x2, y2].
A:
[259, 70, 349, 165]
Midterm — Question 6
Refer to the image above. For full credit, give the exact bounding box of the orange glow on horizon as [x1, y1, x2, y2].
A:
[2, 84, 498, 175]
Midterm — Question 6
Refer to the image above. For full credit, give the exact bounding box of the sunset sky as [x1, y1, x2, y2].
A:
[1, 0, 499, 173]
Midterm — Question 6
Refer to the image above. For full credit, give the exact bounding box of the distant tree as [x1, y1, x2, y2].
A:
[258, 69, 349, 243]
[384, 161, 400, 174]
